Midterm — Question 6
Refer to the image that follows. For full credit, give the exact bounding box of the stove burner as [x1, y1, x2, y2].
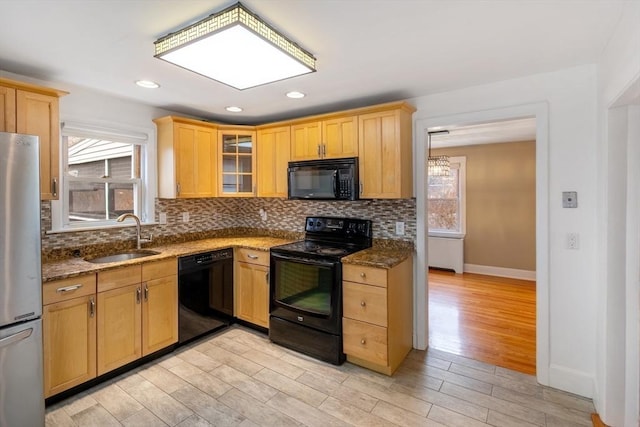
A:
[316, 248, 348, 256]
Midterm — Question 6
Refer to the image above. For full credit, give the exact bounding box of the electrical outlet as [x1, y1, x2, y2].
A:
[159, 212, 167, 224]
[395, 221, 405, 236]
[567, 232, 579, 249]
[182, 212, 189, 223]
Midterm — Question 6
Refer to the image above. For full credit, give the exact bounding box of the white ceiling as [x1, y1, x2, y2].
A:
[0, 0, 626, 127]
[429, 118, 537, 148]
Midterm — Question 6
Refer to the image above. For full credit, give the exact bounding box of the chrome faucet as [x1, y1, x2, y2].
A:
[116, 213, 152, 249]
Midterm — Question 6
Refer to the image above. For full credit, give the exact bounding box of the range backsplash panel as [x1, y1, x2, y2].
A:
[41, 198, 416, 260]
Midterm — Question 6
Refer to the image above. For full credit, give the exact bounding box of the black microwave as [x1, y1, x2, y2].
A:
[288, 157, 359, 200]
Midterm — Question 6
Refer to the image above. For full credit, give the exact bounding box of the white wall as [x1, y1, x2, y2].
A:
[412, 64, 599, 398]
[595, 1, 640, 425]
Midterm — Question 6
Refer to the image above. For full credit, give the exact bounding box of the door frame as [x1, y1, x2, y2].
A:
[413, 102, 550, 386]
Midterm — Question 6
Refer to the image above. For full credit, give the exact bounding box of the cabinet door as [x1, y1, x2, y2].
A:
[291, 121, 322, 160]
[219, 129, 256, 196]
[0, 85, 16, 132]
[175, 123, 217, 198]
[142, 275, 178, 356]
[323, 116, 358, 158]
[97, 284, 142, 375]
[16, 90, 60, 200]
[235, 261, 269, 328]
[257, 126, 290, 197]
[252, 264, 270, 328]
[43, 295, 96, 398]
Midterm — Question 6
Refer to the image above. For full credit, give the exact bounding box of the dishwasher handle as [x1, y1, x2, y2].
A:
[0, 328, 33, 349]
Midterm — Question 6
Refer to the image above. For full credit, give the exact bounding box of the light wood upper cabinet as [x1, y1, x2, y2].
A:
[154, 116, 218, 198]
[42, 274, 97, 398]
[358, 104, 415, 199]
[218, 126, 256, 197]
[0, 78, 67, 200]
[290, 115, 358, 161]
[257, 125, 290, 197]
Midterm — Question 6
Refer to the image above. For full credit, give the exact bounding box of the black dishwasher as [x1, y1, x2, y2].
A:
[178, 248, 234, 344]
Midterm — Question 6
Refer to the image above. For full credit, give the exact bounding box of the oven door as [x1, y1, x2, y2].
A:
[270, 252, 342, 334]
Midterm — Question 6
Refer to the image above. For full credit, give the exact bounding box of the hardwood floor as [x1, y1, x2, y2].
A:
[428, 268, 537, 375]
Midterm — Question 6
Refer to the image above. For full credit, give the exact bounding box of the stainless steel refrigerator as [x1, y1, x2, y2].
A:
[0, 132, 45, 427]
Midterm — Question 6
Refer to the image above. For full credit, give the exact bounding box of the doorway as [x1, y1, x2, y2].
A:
[414, 102, 550, 385]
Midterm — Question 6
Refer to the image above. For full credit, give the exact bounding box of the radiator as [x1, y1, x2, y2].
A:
[428, 236, 464, 273]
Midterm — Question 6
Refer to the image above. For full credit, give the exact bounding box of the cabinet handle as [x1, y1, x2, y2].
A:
[360, 272, 366, 278]
[317, 144, 321, 157]
[265, 272, 269, 284]
[247, 254, 259, 260]
[322, 144, 326, 157]
[360, 300, 366, 307]
[144, 283, 149, 301]
[360, 338, 366, 345]
[176, 183, 181, 196]
[359, 182, 363, 194]
[89, 297, 95, 318]
[136, 287, 141, 304]
[51, 178, 58, 197]
[56, 284, 82, 293]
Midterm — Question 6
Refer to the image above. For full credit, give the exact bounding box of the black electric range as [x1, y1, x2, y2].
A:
[269, 216, 372, 365]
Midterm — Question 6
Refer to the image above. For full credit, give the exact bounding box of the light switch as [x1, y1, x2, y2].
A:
[562, 191, 578, 208]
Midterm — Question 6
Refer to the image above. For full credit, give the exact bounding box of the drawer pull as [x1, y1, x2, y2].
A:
[247, 254, 259, 260]
[360, 272, 366, 278]
[360, 300, 366, 307]
[360, 338, 366, 345]
[56, 284, 82, 293]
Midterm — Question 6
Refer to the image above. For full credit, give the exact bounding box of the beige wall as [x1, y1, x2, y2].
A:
[432, 140, 536, 271]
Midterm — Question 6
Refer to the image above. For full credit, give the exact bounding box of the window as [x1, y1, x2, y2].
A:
[52, 122, 154, 230]
[428, 156, 466, 237]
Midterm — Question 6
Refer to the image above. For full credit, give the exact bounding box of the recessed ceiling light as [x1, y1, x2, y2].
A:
[135, 80, 160, 89]
[226, 106, 243, 113]
[286, 91, 306, 99]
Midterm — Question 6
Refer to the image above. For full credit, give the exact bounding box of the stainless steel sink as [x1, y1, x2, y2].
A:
[85, 250, 160, 264]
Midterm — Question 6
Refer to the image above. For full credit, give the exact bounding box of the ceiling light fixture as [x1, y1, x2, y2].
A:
[154, 2, 316, 90]
[135, 80, 160, 89]
[427, 130, 451, 176]
[286, 91, 305, 99]
[225, 106, 243, 113]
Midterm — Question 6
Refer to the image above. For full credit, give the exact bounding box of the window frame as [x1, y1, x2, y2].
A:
[50, 121, 156, 232]
[427, 156, 466, 238]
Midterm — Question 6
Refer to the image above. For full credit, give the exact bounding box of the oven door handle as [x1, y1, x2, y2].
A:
[271, 253, 339, 268]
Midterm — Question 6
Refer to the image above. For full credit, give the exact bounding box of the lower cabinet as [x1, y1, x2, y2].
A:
[342, 257, 413, 375]
[43, 258, 178, 397]
[97, 259, 178, 375]
[43, 274, 97, 398]
[234, 248, 270, 328]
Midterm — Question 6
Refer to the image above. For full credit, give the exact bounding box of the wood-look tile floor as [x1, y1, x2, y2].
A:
[45, 326, 594, 427]
[428, 269, 537, 375]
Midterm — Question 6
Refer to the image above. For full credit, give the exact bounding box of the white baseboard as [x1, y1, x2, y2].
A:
[463, 263, 536, 281]
[548, 364, 595, 399]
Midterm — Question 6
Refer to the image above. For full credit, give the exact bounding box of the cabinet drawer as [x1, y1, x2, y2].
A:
[343, 264, 387, 288]
[142, 257, 177, 282]
[236, 248, 269, 266]
[343, 282, 387, 327]
[43, 274, 96, 305]
[98, 265, 141, 293]
[343, 317, 388, 365]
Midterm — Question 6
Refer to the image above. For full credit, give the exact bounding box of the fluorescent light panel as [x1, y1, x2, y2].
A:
[154, 3, 316, 90]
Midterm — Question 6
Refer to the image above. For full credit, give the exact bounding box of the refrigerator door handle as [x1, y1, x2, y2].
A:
[0, 328, 33, 349]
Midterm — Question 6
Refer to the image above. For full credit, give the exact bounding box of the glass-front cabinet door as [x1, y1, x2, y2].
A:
[218, 127, 256, 196]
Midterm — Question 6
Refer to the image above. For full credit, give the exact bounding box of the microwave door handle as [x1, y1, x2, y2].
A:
[332, 171, 339, 198]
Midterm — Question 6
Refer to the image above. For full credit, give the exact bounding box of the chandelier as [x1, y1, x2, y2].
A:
[427, 130, 450, 176]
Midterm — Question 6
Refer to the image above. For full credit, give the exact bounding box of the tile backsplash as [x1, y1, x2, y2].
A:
[41, 197, 416, 260]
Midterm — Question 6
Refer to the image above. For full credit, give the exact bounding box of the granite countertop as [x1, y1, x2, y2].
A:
[341, 246, 413, 269]
[43, 235, 415, 282]
[42, 236, 293, 282]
